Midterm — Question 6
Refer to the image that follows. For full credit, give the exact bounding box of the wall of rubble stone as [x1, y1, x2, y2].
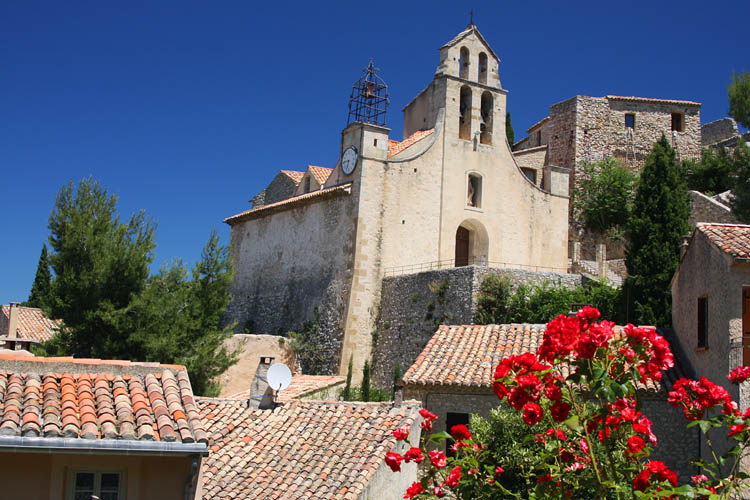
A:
[702, 117, 738, 146]
[371, 266, 582, 387]
[688, 190, 737, 227]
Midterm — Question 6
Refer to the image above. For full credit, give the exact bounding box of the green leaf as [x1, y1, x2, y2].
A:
[429, 431, 451, 444]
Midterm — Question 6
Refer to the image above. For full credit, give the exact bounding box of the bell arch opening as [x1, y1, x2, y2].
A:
[459, 47, 470, 79]
[459, 86, 472, 140]
[454, 219, 489, 267]
[478, 52, 488, 84]
[480, 91, 493, 145]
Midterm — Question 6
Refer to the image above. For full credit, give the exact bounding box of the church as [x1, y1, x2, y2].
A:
[223, 25, 570, 378]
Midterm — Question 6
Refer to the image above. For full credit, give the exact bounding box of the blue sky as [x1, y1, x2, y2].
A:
[1, 1, 748, 305]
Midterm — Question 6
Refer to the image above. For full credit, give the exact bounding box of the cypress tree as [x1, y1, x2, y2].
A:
[506, 112, 515, 148]
[26, 244, 52, 309]
[624, 135, 690, 328]
[342, 356, 353, 401]
[361, 360, 371, 402]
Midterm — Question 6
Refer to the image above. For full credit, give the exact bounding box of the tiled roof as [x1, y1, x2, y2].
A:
[402, 324, 670, 392]
[697, 223, 750, 260]
[224, 183, 352, 225]
[198, 399, 419, 499]
[606, 95, 702, 107]
[280, 170, 305, 184]
[388, 129, 435, 158]
[307, 165, 332, 186]
[0, 355, 207, 444]
[0, 305, 61, 342]
[227, 374, 345, 402]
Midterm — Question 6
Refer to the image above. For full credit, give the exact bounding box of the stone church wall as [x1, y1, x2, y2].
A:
[225, 194, 357, 374]
[371, 266, 582, 387]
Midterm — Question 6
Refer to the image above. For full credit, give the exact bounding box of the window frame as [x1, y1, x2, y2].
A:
[625, 113, 635, 129]
[671, 112, 684, 132]
[66, 468, 126, 500]
[467, 172, 483, 210]
[697, 295, 708, 349]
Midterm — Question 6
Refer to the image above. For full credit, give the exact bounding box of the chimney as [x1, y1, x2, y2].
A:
[247, 356, 276, 410]
[7, 302, 20, 340]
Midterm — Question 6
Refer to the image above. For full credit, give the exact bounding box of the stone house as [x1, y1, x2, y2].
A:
[197, 397, 421, 499]
[0, 354, 208, 500]
[1, 302, 61, 351]
[224, 24, 570, 380]
[401, 323, 697, 481]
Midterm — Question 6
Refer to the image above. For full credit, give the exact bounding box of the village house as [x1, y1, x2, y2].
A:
[401, 322, 697, 482]
[0, 354, 208, 500]
[1, 302, 60, 352]
[224, 24, 571, 380]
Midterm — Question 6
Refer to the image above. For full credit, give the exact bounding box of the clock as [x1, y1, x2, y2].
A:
[341, 146, 358, 175]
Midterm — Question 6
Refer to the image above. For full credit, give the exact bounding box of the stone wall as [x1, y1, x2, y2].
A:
[371, 266, 582, 387]
[218, 334, 296, 397]
[689, 190, 737, 227]
[249, 171, 299, 208]
[702, 117, 738, 146]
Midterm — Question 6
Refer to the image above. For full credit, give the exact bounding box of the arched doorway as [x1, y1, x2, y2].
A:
[454, 220, 489, 267]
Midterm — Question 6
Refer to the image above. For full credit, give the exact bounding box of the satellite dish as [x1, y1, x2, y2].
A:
[267, 363, 292, 392]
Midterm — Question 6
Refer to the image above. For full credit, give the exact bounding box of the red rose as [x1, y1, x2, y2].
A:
[419, 408, 438, 421]
[626, 435, 645, 454]
[495, 466, 504, 475]
[576, 305, 600, 321]
[579, 438, 589, 454]
[433, 485, 445, 497]
[445, 466, 462, 488]
[550, 401, 571, 422]
[385, 451, 403, 472]
[493, 381, 508, 400]
[522, 402, 543, 426]
[404, 481, 423, 499]
[450, 424, 472, 441]
[429, 450, 447, 468]
[392, 425, 410, 441]
[404, 447, 424, 463]
[537, 473, 553, 483]
[729, 424, 746, 437]
[633, 468, 651, 491]
[729, 366, 750, 384]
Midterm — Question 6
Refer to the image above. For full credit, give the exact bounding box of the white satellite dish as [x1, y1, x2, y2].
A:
[266, 363, 292, 392]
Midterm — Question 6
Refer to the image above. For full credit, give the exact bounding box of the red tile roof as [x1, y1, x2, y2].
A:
[402, 324, 670, 392]
[0, 355, 207, 443]
[1, 305, 61, 342]
[224, 183, 352, 225]
[606, 95, 701, 107]
[198, 399, 420, 499]
[307, 165, 333, 186]
[280, 170, 305, 184]
[227, 374, 345, 402]
[387, 129, 435, 158]
[697, 223, 750, 260]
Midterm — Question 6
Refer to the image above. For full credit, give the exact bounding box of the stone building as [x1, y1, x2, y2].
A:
[401, 323, 697, 482]
[513, 95, 703, 192]
[224, 25, 570, 379]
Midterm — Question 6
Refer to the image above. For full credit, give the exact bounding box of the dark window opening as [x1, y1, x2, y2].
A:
[625, 114, 635, 129]
[480, 91, 493, 145]
[671, 112, 683, 132]
[459, 47, 470, 79]
[478, 52, 488, 84]
[522, 168, 537, 184]
[446, 412, 470, 455]
[536, 130, 542, 146]
[468, 174, 482, 208]
[459, 86, 472, 140]
[697, 296, 708, 348]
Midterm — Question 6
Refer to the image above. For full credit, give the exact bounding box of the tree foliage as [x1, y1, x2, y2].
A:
[729, 141, 750, 222]
[25, 245, 52, 309]
[475, 273, 625, 325]
[572, 157, 637, 235]
[39, 178, 238, 395]
[684, 146, 736, 195]
[728, 71, 750, 129]
[625, 135, 690, 328]
[506, 111, 515, 148]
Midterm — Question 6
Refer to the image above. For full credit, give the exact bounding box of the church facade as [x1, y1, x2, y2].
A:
[224, 26, 570, 378]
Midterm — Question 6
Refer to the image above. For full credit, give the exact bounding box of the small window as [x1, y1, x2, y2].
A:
[697, 296, 708, 349]
[536, 130, 542, 146]
[446, 412, 470, 455]
[304, 176, 311, 193]
[467, 173, 482, 208]
[521, 167, 537, 184]
[67, 470, 124, 500]
[625, 114, 635, 129]
[671, 112, 683, 132]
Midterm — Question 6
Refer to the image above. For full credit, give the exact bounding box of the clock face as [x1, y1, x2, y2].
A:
[341, 146, 358, 175]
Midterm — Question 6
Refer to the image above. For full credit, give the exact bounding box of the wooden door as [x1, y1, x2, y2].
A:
[455, 227, 470, 267]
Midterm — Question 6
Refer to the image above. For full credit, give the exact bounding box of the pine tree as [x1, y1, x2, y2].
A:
[624, 135, 690, 327]
[729, 142, 750, 222]
[26, 245, 52, 309]
[506, 112, 515, 148]
[728, 71, 750, 129]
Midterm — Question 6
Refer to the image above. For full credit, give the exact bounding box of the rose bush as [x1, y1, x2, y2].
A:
[385, 307, 750, 499]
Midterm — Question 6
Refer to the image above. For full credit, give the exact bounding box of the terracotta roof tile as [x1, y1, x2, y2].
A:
[227, 374, 345, 402]
[1, 305, 61, 342]
[403, 324, 675, 393]
[307, 165, 332, 186]
[0, 355, 206, 443]
[387, 129, 435, 158]
[224, 183, 353, 225]
[280, 170, 305, 184]
[606, 95, 701, 107]
[197, 399, 419, 500]
[697, 223, 750, 260]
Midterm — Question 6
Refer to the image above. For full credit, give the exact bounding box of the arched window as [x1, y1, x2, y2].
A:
[480, 91, 493, 145]
[459, 47, 470, 79]
[459, 86, 472, 140]
[467, 173, 482, 208]
[478, 52, 488, 84]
